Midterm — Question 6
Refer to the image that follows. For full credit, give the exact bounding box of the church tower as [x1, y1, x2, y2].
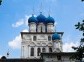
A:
[28, 14, 37, 32]
[21, 12, 63, 59]
[37, 12, 46, 32]
[52, 33, 62, 52]
[46, 15, 55, 32]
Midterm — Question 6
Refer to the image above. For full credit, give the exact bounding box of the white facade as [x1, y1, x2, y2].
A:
[21, 13, 63, 59]
[21, 33, 54, 58]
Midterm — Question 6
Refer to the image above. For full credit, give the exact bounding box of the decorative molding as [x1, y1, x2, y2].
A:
[30, 42, 36, 46]
[48, 42, 52, 46]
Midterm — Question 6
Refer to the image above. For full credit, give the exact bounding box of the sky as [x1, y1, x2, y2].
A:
[0, 0, 84, 58]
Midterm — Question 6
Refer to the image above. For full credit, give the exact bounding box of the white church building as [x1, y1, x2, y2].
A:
[20, 12, 76, 62]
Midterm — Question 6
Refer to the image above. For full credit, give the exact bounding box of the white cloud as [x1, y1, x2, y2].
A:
[8, 29, 28, 49]
[12, 19, 24, 28]
[8, 35, 21, 49]
[12, 15, 32, 28]
[63, 42, 79, 52]
[62, 35, 80, 52]
[22, 29, 28, 32]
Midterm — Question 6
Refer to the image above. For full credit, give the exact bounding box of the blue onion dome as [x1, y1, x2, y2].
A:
[37, 12, 46, 24]
[28, 14, 37, 23]
[52, 33, 61, 40]
[46, 15, 55, 24]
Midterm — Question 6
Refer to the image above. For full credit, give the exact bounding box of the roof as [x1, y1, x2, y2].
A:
[52, 33, 61, 40]
[28, 14, 37, 23]
[21, 32, 64, 34]
[28, 13, 55, 24]
[21, 32, 64, 37]
[41, 52, 76, 56]
[46, 16, 55, 23]
[37, 12, 46, 24]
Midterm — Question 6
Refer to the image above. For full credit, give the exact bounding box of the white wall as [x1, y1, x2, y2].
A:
[53, 40, 62, 52]
[21, 33, 54, 58]
[47, 23, 54, 32]
[37, 23, 46, 32]
[29, 23, 36, 32]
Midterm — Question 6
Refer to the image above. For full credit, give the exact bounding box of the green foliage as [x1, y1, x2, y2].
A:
[72, 46, 84, 61]
[81, 0, 84, 2]
[75, 20, 84, 32]
[0, 0, 2, 5]
[72, 20, 84, 61]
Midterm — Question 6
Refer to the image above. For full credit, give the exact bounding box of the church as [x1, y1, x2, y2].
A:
[21, 12, 63, 59]
[20, 12, 76, 62]
[0, 12, 77, 62]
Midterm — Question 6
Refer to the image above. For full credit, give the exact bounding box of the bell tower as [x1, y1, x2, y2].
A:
[52, 33, 62, 52]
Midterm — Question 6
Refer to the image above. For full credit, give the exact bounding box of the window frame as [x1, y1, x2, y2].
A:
[42, 47, 46, 52]
[49, 47, 52, 52]
[33, 36, 36, 41]
[30, 47, 34, 56]
[37, 48, 41, 56]
[48, 36, 51, 41]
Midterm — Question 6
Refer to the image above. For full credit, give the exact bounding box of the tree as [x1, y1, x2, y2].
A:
[72, 20, 84, 62]
[0, 0, 2, 5]
[81, 0, 84, 2]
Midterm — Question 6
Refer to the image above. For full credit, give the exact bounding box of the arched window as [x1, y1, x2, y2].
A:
[48, 36, 51, 41]
[42, 48, 46, 52]
[37, 48, 41, 56]
[33, 36, 36, 41]
[31, 47, 34, 56]
[49, 47, 52, 52]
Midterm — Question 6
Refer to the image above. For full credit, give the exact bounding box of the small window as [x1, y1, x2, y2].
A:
[33, 36, 36, 41]
[31, 47, 34, 56]
[48, 36, 51, 41]
[37, 48, 41, 56]
[42, 48, 46, 52]
[49, 47, 52, 52]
